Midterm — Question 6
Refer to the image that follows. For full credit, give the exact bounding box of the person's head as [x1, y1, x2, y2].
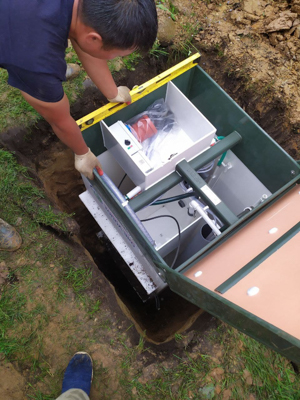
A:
[76, 0, 157, 58]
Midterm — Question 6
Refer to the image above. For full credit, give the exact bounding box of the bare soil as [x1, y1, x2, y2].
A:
[172, 0, 300, 158]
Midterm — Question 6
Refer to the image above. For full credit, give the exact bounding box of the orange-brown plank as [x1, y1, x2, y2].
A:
[222, 233, 300, 339]
[184, 185, 300, 292]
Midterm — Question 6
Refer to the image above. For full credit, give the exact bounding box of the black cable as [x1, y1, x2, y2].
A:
[141, 215, 181, 270]
[151, 192, 196, 206]
[154, 294, 161, 311]
[117, 173, 127, 189]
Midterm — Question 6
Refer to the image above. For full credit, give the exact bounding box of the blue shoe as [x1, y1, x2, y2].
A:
[62, 352, 93, 396]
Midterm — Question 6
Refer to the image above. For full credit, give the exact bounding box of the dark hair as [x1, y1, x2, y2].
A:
[80, 0, 158, 51]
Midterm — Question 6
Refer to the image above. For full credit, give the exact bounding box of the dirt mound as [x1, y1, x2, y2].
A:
[157, 0, 300, 159]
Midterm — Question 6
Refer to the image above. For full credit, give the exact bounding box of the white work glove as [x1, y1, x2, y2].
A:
[74, 148, 102, 180]
[107, 86, 131, 103]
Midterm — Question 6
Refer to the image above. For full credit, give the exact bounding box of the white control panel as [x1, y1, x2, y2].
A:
[109, 121, 142, 156]
[101, 120, 154, 188]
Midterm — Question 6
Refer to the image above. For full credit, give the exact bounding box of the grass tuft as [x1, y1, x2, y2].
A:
[0, 149, 72, 232]
[122, 52, 143, 72]
[63, 266, 92, 296]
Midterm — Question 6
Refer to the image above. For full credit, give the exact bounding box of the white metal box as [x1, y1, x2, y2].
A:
[101, 82, 216, 189]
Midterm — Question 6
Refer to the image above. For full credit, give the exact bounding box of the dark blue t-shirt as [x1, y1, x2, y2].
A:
[0, 0, 74, 102]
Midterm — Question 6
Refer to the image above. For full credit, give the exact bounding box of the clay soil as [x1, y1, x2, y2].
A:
[1, 0, 300, 399]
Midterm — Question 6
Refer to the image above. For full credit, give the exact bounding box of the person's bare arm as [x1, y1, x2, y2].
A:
[71, 39, 118, 99]
[21, 90, 101, 179]
[22, 91, 88, 155]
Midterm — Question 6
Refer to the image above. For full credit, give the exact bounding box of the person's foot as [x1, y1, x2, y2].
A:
[66, 63, 81, 80]
[0, 218, 22, 251]
[62, 352, 93, 396]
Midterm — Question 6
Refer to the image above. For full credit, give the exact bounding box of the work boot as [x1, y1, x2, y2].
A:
[0, 218, 22, 251]
[66, 63, 81, 80]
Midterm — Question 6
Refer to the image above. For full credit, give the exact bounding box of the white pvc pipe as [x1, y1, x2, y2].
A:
[189, 199, 222, 236]
[126, 186, 142, 200]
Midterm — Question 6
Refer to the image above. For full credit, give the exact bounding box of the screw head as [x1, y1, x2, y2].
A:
[194, 271, 203, 278]
[269, 227, 278, 234]
[247, 287, 259, 296]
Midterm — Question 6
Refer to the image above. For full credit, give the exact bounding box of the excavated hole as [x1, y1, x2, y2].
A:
[2, 52, 297, 344]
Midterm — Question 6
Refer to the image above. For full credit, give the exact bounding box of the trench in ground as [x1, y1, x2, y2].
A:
[2, 52, 295, 344]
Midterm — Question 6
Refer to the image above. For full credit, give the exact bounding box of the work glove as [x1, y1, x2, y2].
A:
[108, 86, 131, 103]
[74, 148, 102, 180]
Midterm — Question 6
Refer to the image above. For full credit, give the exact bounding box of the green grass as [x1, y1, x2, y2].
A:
[149, 40, 169, 59]
[156, 0, 178, 21]
[181, 21, 202, 37]
[0, 287, 28, 357]
[116, 324, 300, 400]
[238, 334, 299, 399]
[0, 47, 85, 132]
[0, 149, 72, 232]
[0, 283, 52, 364]
[0, 147, 102, 397]
[0, 69, 40, 132]
[208, 326, 300, 400]
[123, 353, 213, 399]
[172, 39, 198, 59]
[174, 333, 183, 342]
[63, 265, 92, 296]
[27, 387, 58, 400]
[88, 299, 102, 317]
[122, 52, 143, 72]
[0, 203, 96, 398]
